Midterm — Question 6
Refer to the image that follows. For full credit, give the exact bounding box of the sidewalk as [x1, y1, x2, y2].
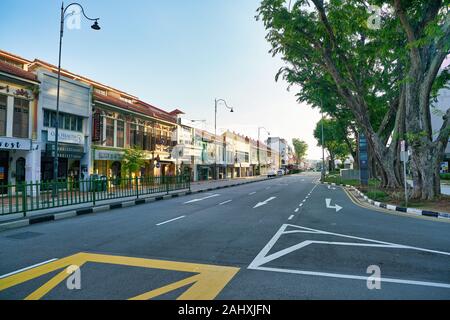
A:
[0, 175, 271, 230]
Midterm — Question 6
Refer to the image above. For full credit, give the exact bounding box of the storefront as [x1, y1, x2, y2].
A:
[93, 149, 125, 178]
[0, 137, 34, 187]
[41, 128, 87, 181]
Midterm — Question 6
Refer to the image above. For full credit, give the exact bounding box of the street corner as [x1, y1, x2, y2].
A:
[0, 252, 240, 300]
[248, 224, 450, 290]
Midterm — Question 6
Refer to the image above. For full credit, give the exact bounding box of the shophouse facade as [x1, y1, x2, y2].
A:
[0, 51, 40, 188]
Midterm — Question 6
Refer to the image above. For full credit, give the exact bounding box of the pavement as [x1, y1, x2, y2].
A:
[0, 173, 449, 300]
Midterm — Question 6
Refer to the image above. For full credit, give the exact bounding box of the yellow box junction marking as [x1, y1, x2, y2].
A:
[0, 252, 240, 300]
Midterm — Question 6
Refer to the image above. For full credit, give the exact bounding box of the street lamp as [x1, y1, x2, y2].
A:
[214, 99, 233, 180]
[258, 127, 270, 176]
[53, 2, 101, 182]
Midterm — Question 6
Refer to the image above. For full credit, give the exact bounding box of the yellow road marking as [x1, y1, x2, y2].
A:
[0, 252, 240, 300]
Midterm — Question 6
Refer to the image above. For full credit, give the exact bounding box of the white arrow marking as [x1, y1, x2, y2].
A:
[184, 194, 219, 204]
[325, 198, 342, 212]
[254, 196, 277, 209]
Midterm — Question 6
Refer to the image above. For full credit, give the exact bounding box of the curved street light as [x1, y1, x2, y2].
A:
[53, 2, 101, 182]
[214, 99, 234, 180]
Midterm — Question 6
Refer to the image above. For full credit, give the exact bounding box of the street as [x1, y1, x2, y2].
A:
[0, 173, 449, 300]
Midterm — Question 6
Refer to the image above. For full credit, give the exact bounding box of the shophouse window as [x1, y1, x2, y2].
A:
[135, 125, 144, 149]
[43, 110, 83, 132]
[116, 120, 124, 148]
[105, 118, 114, 147]
[13, 98, 29, 138]
[0, 95, 7, 136]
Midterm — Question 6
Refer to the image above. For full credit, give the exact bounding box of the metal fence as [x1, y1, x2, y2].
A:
[0, 175, 190, 216]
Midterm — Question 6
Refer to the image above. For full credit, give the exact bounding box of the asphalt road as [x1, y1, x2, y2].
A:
[0, 173, 449, 300]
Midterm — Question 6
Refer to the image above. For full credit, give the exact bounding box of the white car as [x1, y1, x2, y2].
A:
[267, 169, 277, 178]
[277, 169, 284, 176]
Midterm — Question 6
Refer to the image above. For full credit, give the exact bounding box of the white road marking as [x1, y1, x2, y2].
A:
[325, 198, 343, 212]
[156, 215, 185, 226]
[249, 192, 256, 195]
[288, 215, 294, 220]
[249, 223, 450, 289]
[183, 194, 220, 204]
[219, 200, 232, 206]
[0, 258, 58, 279]
[252, 266, 450, 289]
[299, 203, 303, 207]
[253, 196, 277, 209]
[295, 208, 299, 213]
[302, 199, 306, 203]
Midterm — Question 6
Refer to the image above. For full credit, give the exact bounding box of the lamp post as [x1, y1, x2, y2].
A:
[321, 109, 325, 182]
[258, 127, 270, 176]
[214, 99, 233, 180]
[53, 2, 100, 182]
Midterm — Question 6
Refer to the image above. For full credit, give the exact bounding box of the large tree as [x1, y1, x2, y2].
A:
[292, 138, 308, 163]
[314, 118, 351, 170]
[258, 0, 450, 199]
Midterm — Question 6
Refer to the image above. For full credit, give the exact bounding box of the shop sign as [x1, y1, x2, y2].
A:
[0, 137, 32, 150]
[92, 112, 102, 142]
[94, 150, 124, 161]
[48, 128, 84, 145]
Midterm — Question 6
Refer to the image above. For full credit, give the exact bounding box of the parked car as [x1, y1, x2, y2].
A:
[267, 169, 277, 178]
[277, 169, 284, 176]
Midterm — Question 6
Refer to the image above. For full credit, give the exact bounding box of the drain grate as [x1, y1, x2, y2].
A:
[5, 231, 43, 240]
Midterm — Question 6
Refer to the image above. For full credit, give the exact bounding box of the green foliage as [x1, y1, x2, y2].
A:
[441, 173, 450, 180]
[121, 147, 145, 177]
[313, 118, 351, 162]
[292, 138, 308, 162]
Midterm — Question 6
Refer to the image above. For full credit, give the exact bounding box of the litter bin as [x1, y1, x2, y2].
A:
[98, 175, 107, 192]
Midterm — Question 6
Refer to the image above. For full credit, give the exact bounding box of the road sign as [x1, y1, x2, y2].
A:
[359, 133, 369, 186]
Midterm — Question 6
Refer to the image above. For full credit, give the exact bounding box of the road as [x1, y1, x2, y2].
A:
[0, 173, 449, 300]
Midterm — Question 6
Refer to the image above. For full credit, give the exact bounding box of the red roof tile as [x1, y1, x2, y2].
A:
[0, 60, 38, 82]
[94, 93, 176, 124]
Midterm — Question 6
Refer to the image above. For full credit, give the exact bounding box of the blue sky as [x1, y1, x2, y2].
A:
[1, 0, 322, 159]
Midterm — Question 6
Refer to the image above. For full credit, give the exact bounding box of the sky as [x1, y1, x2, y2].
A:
[0, 0, 322, 159]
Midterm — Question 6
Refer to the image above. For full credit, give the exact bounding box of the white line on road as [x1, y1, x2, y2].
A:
[295, 208, 299, 213]
[156, 216, 185, 226]
[249, 192, 256, 195]
[183, 194, 220, 204]
[254, 196, 277, 209]
[288, 215, 294, 220]
[0, 258, 58, 279]
[299, 203, 303, 207]
[302, 199, 306, 203]
[219, 200, 232, 206]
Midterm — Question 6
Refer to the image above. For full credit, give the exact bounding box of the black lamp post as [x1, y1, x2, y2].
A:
[214, 99, 233, 180]
[257, 127, 270, 176]
[53, 2, 100, 182]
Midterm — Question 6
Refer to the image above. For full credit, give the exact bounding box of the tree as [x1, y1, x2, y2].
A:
[257, 0, 450, 199]
[122, 147, 145, 178]
[313, 118, 351, 171]
[292, 139, 308, 163]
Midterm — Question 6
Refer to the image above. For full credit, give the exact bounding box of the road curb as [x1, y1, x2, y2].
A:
[322, 181, 450, 220]
[0, 177, 271, 232]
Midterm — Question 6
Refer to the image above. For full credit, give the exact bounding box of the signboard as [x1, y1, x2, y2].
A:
[94, 150, 124, 161]
[441, 161, 449, 173]
[92, 112, 102, 142]
[359, 132, 369, 186]
[48, 128, 84, 145]
[0, 137, 32, 151]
